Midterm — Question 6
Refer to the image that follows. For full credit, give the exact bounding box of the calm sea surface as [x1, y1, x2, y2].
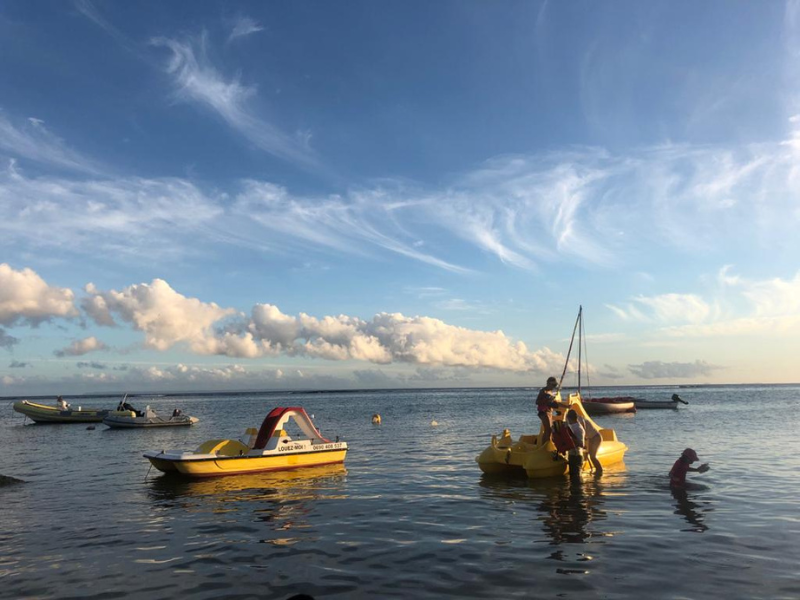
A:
[1, 385, 799, 599]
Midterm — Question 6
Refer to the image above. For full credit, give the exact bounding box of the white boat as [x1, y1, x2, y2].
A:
[582, 397, 637, 415]
[103, 405, 198, 428]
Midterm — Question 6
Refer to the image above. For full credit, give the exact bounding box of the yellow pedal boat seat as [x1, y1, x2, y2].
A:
[195, 439, 250, 456]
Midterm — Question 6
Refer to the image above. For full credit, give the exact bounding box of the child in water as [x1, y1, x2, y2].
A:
[669, 448, 710, 488]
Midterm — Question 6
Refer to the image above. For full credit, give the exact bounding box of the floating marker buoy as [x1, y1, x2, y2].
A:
[371, 414, 381, 425]
[430, 420, 438, 427]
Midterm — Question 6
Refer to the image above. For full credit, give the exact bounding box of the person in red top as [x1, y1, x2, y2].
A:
[536, 376, 566, 446]
[669, 448, 709, 487]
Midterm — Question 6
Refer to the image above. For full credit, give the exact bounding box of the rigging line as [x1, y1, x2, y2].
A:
[583, 308, 591, 390]
[559, 305, 582, 389]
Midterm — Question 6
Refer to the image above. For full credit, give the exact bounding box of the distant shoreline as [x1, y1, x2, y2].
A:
[2, 381, 797, 402]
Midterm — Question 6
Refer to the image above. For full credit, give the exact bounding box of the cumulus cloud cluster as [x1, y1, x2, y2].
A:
[81, 278, 564, 372]
[0, 263, 78, 326]
[83, 279, 238, 352]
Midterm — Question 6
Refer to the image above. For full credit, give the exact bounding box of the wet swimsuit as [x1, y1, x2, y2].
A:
[669, 456, 690, 486]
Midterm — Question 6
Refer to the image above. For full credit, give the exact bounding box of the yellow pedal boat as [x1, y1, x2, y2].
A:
[13, 400, 109, 423]
[143, 407, 347, 478]
[476, 392, 627, 479]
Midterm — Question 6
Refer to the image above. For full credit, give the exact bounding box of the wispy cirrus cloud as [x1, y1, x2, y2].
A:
[0, 165, 223, 261]
[227, 15, 264, 43]
[608, 267, 800, 339]
[607, 293, 712, 324]
[4, 109, 800, 276]
[231, 181, 470, 273]
[151, 34, 321, 171]
[74, 0, 138, 54]
[657, 268, 800, 338]
[0, 113, 104, 174]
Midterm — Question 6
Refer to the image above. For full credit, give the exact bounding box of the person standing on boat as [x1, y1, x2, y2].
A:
[536, 376, 566, 446]
[56, 395, 70, 410]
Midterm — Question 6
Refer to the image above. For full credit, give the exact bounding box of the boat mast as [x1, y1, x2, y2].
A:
[559, 305, 583, 391]
[577, 305, 582, 394]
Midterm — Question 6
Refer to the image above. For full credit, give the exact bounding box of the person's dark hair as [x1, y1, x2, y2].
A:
[566, 409, 578, 421]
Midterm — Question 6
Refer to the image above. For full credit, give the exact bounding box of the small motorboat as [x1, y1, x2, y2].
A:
[633, 394, 689, 410]
[103, 405, 199, 428]
[476, 392, 627, 478]
[13, 400, 109, 424]
[582, 397, 637, 415]
[143, 407, 347, 478]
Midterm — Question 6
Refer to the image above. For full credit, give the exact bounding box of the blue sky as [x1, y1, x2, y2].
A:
[1, 0, 799, 395]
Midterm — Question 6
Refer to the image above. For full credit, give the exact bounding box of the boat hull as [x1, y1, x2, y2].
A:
[103, 415, 199, 428]
[476, 393, 627, 479]
[633, 400, 680, 409]
[583, 399, 636, 415]
[477, 436, 627, 478]
[144, 447, 347, 478]
[13, 401, 108, 423]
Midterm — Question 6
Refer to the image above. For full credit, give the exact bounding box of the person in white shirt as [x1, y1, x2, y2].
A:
[567, 409, 603, 475]
[56, 395, 70, 410]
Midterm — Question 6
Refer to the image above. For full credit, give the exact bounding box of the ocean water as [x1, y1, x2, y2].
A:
[1, 385, 798, 599]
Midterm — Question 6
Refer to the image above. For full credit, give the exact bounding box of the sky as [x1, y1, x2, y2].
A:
[1, 0, 799, 396]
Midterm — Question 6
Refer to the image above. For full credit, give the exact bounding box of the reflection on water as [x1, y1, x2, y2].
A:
[146, 466, 349, 547]
[148, 464, 348, 501]
[478, 465, 628, 549]
[671, 486, 710, 533]
[535, 477, 606, 546]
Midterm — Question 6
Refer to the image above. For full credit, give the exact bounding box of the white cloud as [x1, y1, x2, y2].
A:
[84, 279, 239, 353]
[655, 270, 800, 338]
[0, 168, 224, 260]
[2, 374, 24, 386]
[627, 360, 723, 379]
[82, 278, 565, 372]
[0, 113, 103, 174]
[4, 111, 800, 278]
[607, 293, 711, 324]
[233, 181, 469, 273]
[74, 0, 138, 54]
[152, 34, 320, 170]
[228, 15, 264, 43]
[0, 263, 79, 326]
[54, 336, 108, 357]
[738, 270, 800, 317]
